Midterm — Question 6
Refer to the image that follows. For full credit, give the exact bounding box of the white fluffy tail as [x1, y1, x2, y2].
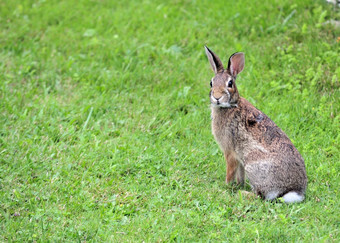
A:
[282, 191, 304, 203]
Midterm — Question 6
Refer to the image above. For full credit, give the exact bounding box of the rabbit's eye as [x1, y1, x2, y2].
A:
[228, 80, 233, 88]
[210, 81, 212, 87]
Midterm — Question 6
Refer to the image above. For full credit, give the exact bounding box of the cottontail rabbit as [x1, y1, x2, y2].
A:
[204, 46, 307, 203]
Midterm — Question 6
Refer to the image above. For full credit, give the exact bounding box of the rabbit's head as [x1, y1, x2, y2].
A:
[205, 46, 245, 108]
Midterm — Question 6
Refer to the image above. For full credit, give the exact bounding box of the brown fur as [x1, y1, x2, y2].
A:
[205, 46, 307, 201]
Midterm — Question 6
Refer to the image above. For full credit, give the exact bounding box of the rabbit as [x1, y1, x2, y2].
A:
[204, 46, 307, 203]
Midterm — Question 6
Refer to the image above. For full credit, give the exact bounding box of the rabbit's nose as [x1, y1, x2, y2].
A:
[213, 94, 222, 100]
[212, 89, 223, 100]
[215, 96, 221, 105]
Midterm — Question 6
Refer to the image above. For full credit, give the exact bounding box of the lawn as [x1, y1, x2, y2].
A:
[0, 0, 339, 241]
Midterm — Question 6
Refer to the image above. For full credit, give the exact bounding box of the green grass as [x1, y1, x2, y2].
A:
[0, 0, 339, 241]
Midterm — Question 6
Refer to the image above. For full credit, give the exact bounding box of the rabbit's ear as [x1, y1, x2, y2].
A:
[205, 46, 224, 74]
[228, 52, 245, 77]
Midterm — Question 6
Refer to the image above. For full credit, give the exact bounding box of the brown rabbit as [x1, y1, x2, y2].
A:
[204, 46, 307, 203]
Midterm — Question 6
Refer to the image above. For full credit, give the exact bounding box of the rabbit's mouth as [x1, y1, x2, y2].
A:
[211, 99, 233, 108]
[210, 92, 235, 108]
[212, 102, 237, 108]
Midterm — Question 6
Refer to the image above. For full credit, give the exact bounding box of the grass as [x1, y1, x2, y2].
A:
[0, 0, 339, 241]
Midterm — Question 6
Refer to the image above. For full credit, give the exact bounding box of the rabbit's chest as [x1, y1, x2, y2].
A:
[211, 119, 237, 149]
[211, 110, 250, 160]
